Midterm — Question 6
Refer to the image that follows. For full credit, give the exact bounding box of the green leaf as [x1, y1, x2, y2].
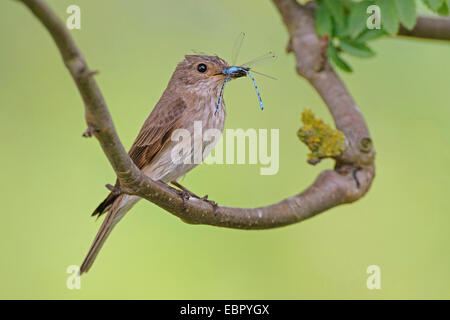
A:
[327, 45, 353, 72]
[315, 0, 333, 37]
[324, 0, 345, 27]
[356, 29, 386, 43]
[437, 1, 449, 15]
[340, 0, 355, 10]
[334, 18, 349, 38]
[376, 0, 400, 35]
[423, 0, 444, 11]
[340, 39, 375, 58]
[395, 0, 417, 30]
[347, 1, 373, 39]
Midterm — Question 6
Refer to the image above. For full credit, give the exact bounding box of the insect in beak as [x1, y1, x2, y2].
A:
[225, 66, 248, 78]
[214, 66, 248, 78]
[215, 65, 264, 115]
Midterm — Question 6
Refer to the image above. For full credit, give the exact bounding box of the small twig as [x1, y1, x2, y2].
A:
[82, 125, 98, 138]
[105, 184, 122, 195]
[399, 16, 450, 41]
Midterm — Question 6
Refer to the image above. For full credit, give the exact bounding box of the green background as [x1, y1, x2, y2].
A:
[1, 0, 449, 299]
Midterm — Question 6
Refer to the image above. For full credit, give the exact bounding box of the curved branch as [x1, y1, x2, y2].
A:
[399, 16, 450, 41]
[17, 0, 375, 229]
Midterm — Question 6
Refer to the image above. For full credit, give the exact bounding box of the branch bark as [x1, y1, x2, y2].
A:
[399, 16, 450, 41]
[17, 0, 375, 229]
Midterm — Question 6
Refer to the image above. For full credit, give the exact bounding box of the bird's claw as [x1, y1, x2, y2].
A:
[175, 189, 191, 209]
[201, 195, 219, 214]
[173, 185, 219, 214]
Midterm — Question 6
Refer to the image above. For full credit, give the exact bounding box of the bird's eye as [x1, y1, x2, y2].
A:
[197, 63, 207, 73]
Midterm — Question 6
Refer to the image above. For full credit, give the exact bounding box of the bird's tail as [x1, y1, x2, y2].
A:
[79, 194, 139, 274]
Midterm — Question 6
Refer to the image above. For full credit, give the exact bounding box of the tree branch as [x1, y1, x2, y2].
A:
[399, 16, 450, 41]
[17, 0, 375, 229]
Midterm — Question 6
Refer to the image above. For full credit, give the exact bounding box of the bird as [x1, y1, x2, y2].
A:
[79, 55, 247, 274]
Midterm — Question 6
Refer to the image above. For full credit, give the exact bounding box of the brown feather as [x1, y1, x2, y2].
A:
[91, 97, 187, 218]
[128, 97, 187, 169]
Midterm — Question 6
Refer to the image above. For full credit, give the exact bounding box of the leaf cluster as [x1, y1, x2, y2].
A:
[314, 0, 450, 72]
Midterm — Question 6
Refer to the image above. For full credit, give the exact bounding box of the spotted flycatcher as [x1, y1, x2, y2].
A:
[80, 55, 246, 273]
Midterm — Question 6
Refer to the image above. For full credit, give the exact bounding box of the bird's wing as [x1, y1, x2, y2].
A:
[91, 96, 187, 218]
[128, 96, 187, 169]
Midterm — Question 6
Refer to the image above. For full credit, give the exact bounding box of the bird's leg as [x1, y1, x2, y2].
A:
[170, 181, 196, 210]
[170, 181, 219, 214]
[171, 181, 201, 199]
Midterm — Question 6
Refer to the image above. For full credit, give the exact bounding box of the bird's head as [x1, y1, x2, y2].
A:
[172, 55, 246, 91]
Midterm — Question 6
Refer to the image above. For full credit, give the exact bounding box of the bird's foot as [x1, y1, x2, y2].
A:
[171, 181, 201, 198]
[200, 195, 219, 214]
[170, 181, 219, 213]
[175, 189, 191, 209]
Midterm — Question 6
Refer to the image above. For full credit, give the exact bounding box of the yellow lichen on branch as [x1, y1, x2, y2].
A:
[297, 109, 346, 164]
